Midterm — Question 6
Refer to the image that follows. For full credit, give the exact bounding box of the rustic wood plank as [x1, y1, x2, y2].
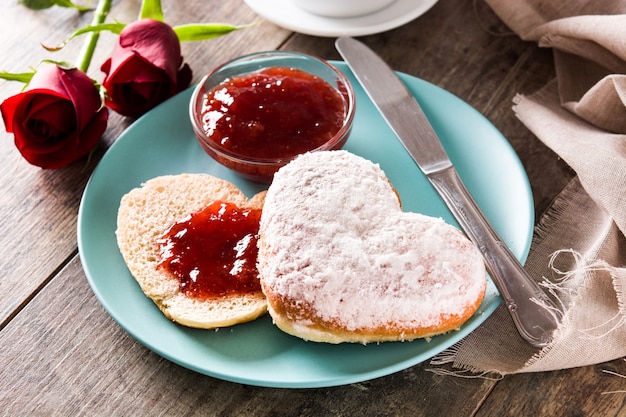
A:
[2, 259, 621, 415]
[0, 0, 290, 327]
[475, 362, 626, 417]
[0, 256, 495, 416]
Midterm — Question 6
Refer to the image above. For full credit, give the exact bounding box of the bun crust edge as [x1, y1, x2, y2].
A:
[116, 173, 267, 329]
[258, 150, 486, 344]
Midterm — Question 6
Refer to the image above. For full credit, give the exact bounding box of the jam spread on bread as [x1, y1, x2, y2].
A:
[200, 67, 344, 159]
[156, 201, 262, 299]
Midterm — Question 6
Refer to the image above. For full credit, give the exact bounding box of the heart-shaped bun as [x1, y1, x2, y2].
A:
[258, 150, 486, 343]
[116, 174, 267, 329]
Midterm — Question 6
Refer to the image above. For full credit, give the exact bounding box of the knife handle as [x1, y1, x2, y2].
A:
[428, 166, 562, 347]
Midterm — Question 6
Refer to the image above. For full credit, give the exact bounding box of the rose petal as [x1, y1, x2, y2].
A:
[57, 68, 102, 130]
[118, 19, 181, 83]
[101, 19, 191, 118]
[1, 64, 107, 169]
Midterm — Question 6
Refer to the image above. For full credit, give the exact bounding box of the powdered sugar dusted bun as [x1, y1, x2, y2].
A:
[116, 174, 267, 329]
[257, 150, 486, 344]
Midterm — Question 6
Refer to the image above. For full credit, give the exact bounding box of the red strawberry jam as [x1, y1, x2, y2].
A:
[156, 201, 262, 299]
[200, 67, 345, 159]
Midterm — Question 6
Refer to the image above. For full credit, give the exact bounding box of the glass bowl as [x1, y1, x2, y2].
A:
[189, 51, 356, 183]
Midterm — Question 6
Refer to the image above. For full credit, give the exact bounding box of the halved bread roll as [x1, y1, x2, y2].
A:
[116, 174, 267, 329]
[257, 150, 486, 344]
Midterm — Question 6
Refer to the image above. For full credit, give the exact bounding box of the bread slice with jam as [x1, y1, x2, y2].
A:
[116, 174, 267, 329]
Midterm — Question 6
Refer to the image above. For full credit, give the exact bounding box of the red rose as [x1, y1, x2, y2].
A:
[101, 19, 192, 118]
[1, 64, 108, 169]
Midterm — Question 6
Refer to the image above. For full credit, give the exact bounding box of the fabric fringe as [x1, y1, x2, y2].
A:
[542, 249, 626, 337]
[539, 249, 590, 308]
[530, 176, 581, 246]
[430, 247, 625, 375]
[601, 360, 626, 395]
[426, 366, 504, 381]
[580, 311, 625, 340]
[524, 248, 625, 367]
[428, 344, 504, 380]
[429, 174, 625, 375]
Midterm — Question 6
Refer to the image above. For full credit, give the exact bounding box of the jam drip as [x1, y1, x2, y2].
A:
[200, 66, 345, 159]
[156, 201, 262, 299]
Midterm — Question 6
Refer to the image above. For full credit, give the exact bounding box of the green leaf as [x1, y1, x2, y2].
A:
[19, 0, 54, 10]
[139, 0, 163, 21]
[19, 0, 55, 10]
[0, 71, 35, 83]
[19, 0, 92, 11]
[41, 59, 75, 69]
[173, 23, 246, 42]
[54, 0, 92, 11]
[71, 21, 126, 37]
[42, 22, 126, 51]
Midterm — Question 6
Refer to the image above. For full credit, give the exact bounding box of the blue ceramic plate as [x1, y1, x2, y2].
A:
[78, 62, 533, 388]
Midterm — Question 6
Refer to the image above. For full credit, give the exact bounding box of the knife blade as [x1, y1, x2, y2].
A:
[336, 36, 561, 347]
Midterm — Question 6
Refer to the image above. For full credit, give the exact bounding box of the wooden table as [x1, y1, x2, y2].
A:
[1, 1, 624, 415]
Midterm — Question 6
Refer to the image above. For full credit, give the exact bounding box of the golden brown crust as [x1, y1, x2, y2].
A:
[263, 291, 484, 344]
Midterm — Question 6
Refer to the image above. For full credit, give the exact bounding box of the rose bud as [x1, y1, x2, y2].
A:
[101, 19, 192, 118]
[1, 64, 108, 169]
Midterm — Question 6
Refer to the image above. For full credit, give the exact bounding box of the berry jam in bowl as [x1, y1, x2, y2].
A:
[189, 51, 356, 183]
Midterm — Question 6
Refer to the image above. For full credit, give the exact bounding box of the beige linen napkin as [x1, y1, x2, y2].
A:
[432, 0, 626, 375]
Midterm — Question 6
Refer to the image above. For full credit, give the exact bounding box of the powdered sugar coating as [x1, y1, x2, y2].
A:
[258, 150, 486, 342]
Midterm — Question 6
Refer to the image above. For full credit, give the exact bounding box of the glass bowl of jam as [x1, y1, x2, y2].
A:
[189, 51, 356, 183]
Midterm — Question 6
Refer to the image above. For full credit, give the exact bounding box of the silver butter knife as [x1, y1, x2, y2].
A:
[336, 36, 561, 347]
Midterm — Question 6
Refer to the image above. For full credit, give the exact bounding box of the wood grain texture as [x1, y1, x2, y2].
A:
[0, 0, 622, 415]
[2, 258, 622, 416]
[476, 363, 626, 417]
[0, 257, 496, 416]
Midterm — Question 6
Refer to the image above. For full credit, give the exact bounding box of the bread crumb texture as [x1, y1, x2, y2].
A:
[258, 150, 486, 343]
[116, 173, 267, 329]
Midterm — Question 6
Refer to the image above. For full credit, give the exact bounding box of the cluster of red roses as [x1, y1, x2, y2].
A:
[1, 3, 230, 170]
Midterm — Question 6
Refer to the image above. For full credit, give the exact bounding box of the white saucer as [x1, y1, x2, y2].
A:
[244, 0, 439, 37]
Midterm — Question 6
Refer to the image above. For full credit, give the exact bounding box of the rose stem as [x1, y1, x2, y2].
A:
[76, 0, 112, 73]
